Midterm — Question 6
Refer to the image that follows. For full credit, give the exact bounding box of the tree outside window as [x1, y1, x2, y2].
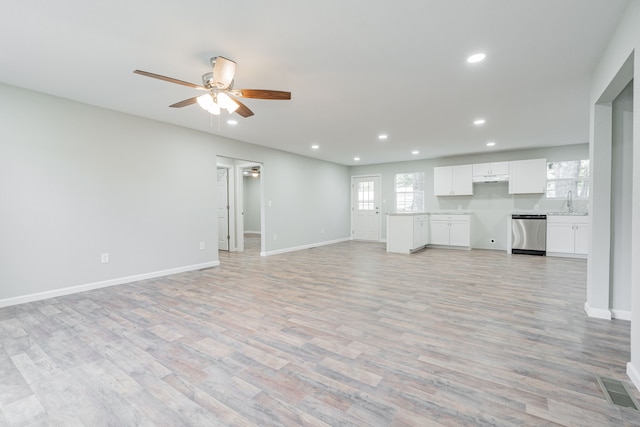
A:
[395, 172, 425, 212]
[546, 160, 589, 199]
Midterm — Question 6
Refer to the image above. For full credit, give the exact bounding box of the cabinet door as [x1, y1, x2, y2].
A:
[574, 223, 589, 255]
[508, 158, 546, 194]
[449, 221, 470, 247]
[451, 165, 473, 195]
[434, 166, 453, 196]
[430, 220, 450, 245]
[472, 162, 508, 176]
[412, 219, 422, 250]
[546, 222, 575, 253]
[472, 163, 492, 176]
[420, 219, 430, 246]
[492, 162, 509, 176]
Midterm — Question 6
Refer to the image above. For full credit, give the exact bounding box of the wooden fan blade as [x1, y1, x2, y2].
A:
[233, 89, 291, 100]
[133, 70, 206, 90]
[228, 95, 254, 117]
[169, 96, 199, 108]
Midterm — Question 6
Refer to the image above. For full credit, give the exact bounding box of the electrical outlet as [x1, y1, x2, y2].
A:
[101, 253, 109, 263]
[321, 228, 325, 234]
[199, 241, 205, 250]
[273, 234, 277, 241]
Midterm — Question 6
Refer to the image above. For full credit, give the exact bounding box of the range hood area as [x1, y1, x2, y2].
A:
[472, 174, 509, 183]
[472, 162, 509, 183]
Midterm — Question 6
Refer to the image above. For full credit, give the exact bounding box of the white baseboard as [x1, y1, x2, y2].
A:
[0, 261, 220, 308]
[584, 301, 612, 320]
[627, 362, 640, 393]
[546, 252, 587, 259]
[611, 309, 632, 321]
[261, 237, 350, 257]
[244, 231, 261, 235]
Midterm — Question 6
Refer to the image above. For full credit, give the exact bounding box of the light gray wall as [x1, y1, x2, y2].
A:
[0, 83, 351, 303]
[587, 0, 640, 390]
[243, 175, 261, 233]
[0, 84, 219, 301]
[349, 144, 589, 250]
[611, 81, 633, 314]
[214, 145, 351, 252]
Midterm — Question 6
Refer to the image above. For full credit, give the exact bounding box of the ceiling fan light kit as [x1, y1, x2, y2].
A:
[134, 56, 291, 119]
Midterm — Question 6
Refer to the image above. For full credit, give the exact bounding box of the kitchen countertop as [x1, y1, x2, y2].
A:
[387, 212, 430, 216]
[387, 211, 474, 216]
[546, 211, 589, 216]
[509, 211, 588, 216]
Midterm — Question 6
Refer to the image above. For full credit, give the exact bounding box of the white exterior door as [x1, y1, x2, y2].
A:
[217, 168, 230, 251]
[352, 176, 381, 241]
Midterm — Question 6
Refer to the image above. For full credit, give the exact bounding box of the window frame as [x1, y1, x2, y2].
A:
[545, 160, 590, 200]
[394, 172, 425, 213]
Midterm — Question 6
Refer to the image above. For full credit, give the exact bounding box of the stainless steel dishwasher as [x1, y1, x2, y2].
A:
[511, 214, 547, 255]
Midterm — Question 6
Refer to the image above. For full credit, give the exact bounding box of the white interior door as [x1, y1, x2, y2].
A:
[352, 176, 381, 241]
[217, 168, 230, 250]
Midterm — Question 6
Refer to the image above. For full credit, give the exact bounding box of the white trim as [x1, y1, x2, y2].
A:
[261, 237, 350, 257]
[427, 244, 471, 251]
[546, 252, 588, 259]
[627, 362, 640, 393]
[611, 309, 632, 321]
[244, 230, 261, 235]
[584, 301, 612, 320]
[0, 261, 220, 308]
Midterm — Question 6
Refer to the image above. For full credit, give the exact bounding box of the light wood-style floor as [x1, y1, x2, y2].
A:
[2, 236, 639, 426]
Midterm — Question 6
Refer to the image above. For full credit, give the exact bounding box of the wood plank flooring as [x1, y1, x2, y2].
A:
[2, 236, 640, 426]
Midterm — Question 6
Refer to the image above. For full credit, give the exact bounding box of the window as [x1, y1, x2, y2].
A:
[357, 180, 375, 211]
[546, 160, 589, 199]
[395, 172, 425, 212]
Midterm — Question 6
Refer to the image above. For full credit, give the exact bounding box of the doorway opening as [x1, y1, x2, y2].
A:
[216, 156, 264, 256]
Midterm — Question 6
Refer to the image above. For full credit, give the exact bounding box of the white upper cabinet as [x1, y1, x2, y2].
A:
[472, 162, 509, 177]
[508, 158, 546, 194]
[434, 165, 473, 196]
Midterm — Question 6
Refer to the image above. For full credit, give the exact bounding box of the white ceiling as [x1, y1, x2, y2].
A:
[0, 1, 629, 166]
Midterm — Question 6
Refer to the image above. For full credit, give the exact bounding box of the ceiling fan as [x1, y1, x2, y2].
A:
[133, 56, 291, 118]
[243, 166, 261, 177]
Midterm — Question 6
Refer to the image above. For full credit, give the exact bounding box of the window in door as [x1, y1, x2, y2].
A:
[546, 160, 590, 199]
[357, 180, 376, 211]
[395, 172, 425, 212]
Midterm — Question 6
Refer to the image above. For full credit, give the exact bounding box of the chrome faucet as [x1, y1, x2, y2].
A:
[567, 190, 574, 213]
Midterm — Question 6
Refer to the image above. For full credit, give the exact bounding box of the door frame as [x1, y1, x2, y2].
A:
[216, 167, 231, 251]
[350, 174, 382, 242]
[217, 156, 264, 254]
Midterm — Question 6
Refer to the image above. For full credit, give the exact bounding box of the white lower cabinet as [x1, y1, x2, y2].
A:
[387, 214, 429, 254]
[429, 214, 471, 248]
[546, 215, 589, 257]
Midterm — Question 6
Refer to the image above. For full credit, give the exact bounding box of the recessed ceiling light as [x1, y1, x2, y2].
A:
[412, 150, 419, 155]
[354, 157, 361, 161]
[311, 144, 319, 150]
[474, 119, 486, 125]
[227, 119, 238, 125]
[467, 53, 486, 63]
[486, 141, 496, 147]
[378, 134, 388, 140]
